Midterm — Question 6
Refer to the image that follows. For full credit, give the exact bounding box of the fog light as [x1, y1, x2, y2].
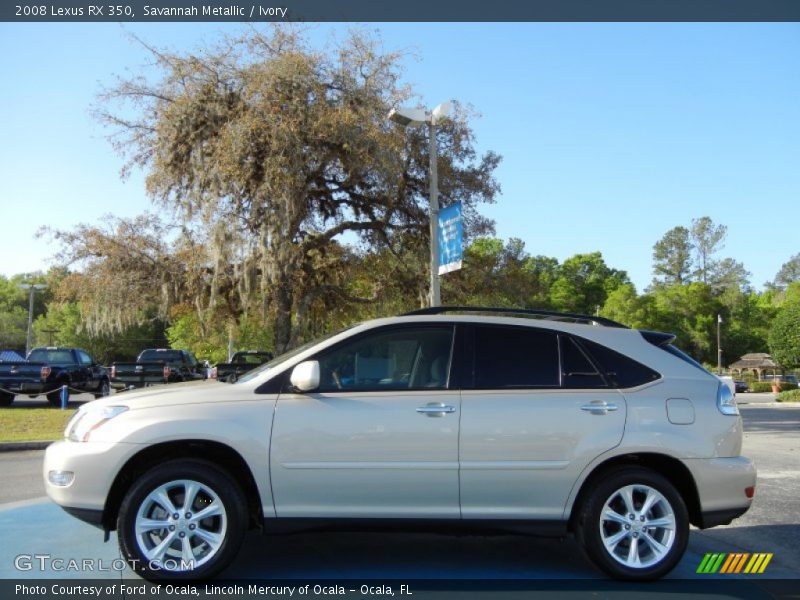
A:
[745, 485, 755, 499]
[48, 470, 74, 487]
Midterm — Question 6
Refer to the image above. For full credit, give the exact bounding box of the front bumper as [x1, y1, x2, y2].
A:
[43, 440, 140, 514]
[685, 456, 757, 529]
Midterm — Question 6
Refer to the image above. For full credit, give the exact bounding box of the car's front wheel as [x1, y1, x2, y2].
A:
[0, 392, 14, 407]
[117, 459, 247, 581]
[576, 467, 689, 580]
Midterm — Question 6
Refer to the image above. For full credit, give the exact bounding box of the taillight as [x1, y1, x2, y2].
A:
[110, 365, 116, 378]
[40, 366, 51, 380]
[163, 365, 171, 380]
[745, 486, 755, 499]
[717, 382, 739, 416]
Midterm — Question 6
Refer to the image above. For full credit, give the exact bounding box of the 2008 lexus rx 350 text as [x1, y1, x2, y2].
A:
[44, 307, 756, 581]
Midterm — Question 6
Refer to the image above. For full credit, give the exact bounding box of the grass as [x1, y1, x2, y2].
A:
[0, 406, 76, 442]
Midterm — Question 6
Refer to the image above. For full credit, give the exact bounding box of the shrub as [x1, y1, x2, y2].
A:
[777, 389, 800, 403]
[749, 382, 774, 393]
[750, 381, 798, 393]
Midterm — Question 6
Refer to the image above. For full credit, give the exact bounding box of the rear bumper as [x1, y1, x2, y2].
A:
[685, 456, 756, 528]
[700, 506, 751, 528]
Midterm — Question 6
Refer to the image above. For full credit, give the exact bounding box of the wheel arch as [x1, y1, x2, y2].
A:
[102, 440, 263, 532]
[568, 453, 702, 529]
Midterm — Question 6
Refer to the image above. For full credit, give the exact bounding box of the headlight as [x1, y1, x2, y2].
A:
[66, 405, 128, 442]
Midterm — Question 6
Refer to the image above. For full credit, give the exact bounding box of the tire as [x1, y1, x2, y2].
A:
[94, 379, 111, 399]
[117, 459, 247, 581]
[0, 392, 14, 407]
[46, 386, 69, 407]
[575, 467, 689, 581]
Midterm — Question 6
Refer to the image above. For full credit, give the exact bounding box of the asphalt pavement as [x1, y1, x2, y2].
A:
[0, 398, 797, 584]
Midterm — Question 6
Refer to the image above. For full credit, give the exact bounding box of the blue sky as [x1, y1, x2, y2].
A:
[0, 22, 798, 291]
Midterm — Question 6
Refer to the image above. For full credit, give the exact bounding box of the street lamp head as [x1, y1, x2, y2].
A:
[431, 101, 454, 125]
[18, 283, 48, 291]
[388, 106, 430, 128]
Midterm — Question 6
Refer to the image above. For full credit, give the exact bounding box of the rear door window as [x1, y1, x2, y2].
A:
[473, 326, 560, 389]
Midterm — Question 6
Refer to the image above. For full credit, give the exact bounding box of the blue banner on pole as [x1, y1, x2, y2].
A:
[437, 202, 463, 275]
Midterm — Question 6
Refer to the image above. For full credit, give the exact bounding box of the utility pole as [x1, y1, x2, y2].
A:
[17, 283, 47, 356]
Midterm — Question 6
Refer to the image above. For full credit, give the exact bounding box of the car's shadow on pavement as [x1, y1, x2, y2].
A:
[222, 530, 598, 579]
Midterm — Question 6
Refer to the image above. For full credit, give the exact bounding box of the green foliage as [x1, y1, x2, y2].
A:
[749, 382, 774, 393]
[652, 226, 692, 286]
[549, 252, 629, 315]
[772, 253, 800, 290]
[768, 301, 800, 368]
[750, 381, 797, 393]
[166, 307, 274, 364]
[777, 388, 800, 402]
[690, 216, 727, 285]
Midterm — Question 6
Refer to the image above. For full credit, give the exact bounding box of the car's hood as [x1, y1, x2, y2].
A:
[86, 380, 261, 412]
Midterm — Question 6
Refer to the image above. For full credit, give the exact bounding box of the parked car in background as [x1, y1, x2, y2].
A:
[734, 380, 749, 393]
[212, 351, 273, 382]
[45, 307, 755, 581]
[111, 349, 206, 390]
[0, 347, 110, 406]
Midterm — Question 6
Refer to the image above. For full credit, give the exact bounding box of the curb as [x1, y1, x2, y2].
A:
[0, 441, 53, 452]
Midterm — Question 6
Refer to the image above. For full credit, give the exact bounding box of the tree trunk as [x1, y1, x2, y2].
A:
[272, 282, 293, 354]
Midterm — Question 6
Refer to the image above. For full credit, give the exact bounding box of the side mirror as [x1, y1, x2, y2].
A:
[290, 361, 320, 392]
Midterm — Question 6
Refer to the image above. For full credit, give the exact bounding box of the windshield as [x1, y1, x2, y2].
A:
[235, 325, 357, 384]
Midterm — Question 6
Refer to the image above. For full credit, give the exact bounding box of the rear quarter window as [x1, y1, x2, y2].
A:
[578, 338, 661, 388]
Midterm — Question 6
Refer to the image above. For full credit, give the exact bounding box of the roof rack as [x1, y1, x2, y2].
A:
[401, 306, 629, 329]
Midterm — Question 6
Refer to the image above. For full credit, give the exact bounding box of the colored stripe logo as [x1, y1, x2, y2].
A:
[697, 553, 773, 574]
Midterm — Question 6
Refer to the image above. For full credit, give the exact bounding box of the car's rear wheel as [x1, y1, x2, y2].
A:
[94, 378, 111, 399]
[576, 467, 689, 580]
[117, 459, 247, 581]
[0, 392, 14, 407]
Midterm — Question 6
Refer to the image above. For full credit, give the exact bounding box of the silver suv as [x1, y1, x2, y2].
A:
[44, 307, 756, 581]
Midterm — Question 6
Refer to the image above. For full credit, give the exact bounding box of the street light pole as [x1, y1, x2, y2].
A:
[428, 120, 441, 307]
[18, 283, 47, 356]
[717, 314, 723, 374]
[389, 102, 452, 307]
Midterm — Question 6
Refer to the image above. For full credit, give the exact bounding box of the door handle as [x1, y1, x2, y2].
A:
[580, 402, 619, 414]
[416, 403, 456, 417]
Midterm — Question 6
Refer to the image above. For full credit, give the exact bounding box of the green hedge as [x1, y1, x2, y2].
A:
[777, 389, 800, 403]
[749, 382, 774, 393]
[750, 381, 798, 393]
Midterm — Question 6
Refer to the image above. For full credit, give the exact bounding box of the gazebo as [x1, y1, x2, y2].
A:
[728, 353, 780, 380]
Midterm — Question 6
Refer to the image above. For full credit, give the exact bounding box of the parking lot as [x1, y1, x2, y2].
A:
[0, 395, 798, 585]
